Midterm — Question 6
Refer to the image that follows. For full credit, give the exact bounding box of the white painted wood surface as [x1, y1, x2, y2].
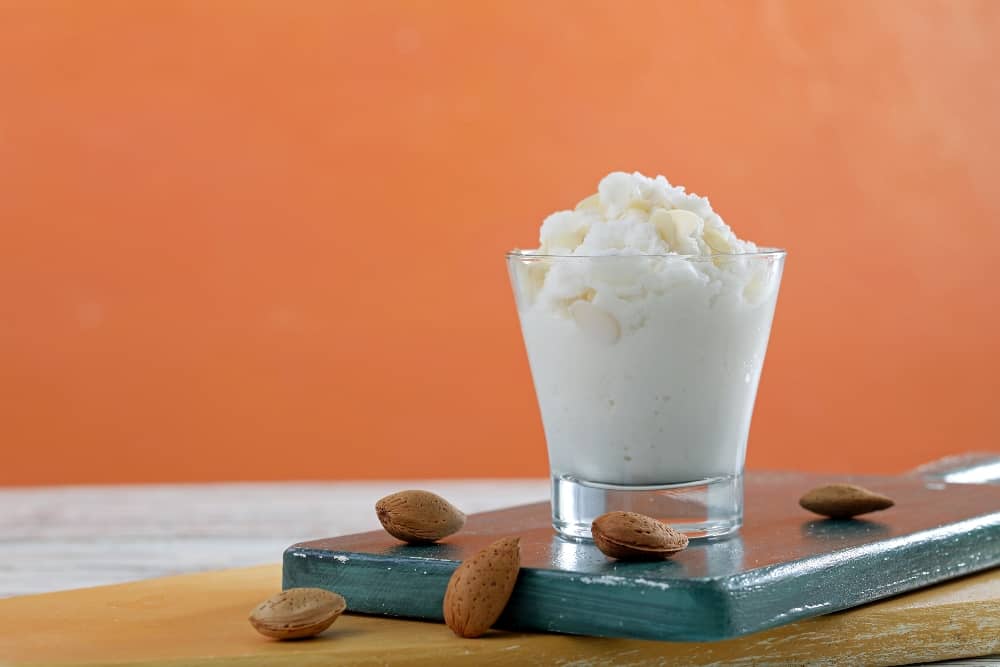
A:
[0, 481, 547, 598]
[1, 481, 996, 666]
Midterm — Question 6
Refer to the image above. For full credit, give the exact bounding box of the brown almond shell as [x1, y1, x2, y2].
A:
[591, 511, 689, 561]
[799, 483, 894, 519]
[443, 536, 521, 638]
[248, 588, 346, 640]
[376, 489, 466, 543]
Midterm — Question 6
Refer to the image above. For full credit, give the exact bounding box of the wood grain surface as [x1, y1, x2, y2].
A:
[0, 481, 547, 597]
[284, 472, 1000, 642]
[1, 481, 997, 665]
[0, 564, 998, 666]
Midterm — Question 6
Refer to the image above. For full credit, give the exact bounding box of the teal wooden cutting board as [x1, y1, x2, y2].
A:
[283, 460, 1000, 642]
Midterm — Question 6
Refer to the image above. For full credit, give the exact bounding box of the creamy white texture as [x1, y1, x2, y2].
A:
[539, 171, 756, 257]
[511, 171, 782, 485]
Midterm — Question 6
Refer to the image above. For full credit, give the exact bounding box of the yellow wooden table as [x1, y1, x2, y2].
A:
[0, 564, 997, 666]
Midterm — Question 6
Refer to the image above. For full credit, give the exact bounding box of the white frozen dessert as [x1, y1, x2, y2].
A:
[510, 171, 783, 487]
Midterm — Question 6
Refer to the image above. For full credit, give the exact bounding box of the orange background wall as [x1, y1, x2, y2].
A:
[2, 1, 998, 485]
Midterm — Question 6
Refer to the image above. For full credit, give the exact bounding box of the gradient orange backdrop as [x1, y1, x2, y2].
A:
[2, 1, 998, 485]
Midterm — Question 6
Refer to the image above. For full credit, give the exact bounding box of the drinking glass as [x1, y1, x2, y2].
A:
[507, 249, 785, 540]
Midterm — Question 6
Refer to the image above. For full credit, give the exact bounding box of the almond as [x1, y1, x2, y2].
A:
[799, 483, 894, 519]
[591, 511, 689, 561]
[443, 536, 521, 638]
[249, 588, 346, 640]
[376, 490, 466, 544]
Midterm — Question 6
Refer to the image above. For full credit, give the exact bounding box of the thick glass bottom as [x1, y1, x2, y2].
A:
[551, 472, 743, 541]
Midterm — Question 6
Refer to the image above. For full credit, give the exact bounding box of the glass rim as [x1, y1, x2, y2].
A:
[506, 247, 787, 261]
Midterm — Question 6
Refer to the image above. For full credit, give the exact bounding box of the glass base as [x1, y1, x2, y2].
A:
[551, 473, 743, 541]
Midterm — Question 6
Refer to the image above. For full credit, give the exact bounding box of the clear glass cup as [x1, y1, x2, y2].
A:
[507, 249, 785, 540]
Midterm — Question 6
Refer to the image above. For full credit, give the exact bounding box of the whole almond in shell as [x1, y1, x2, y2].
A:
[443, 536, 521, 638]
[376, 490, 466, 544]
[591, 511, 689, 561]
[799, 483, 894, 518]
[249, 588, 346, 640]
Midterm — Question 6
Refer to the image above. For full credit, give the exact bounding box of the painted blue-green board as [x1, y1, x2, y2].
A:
[283, 457, 1000, 642]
